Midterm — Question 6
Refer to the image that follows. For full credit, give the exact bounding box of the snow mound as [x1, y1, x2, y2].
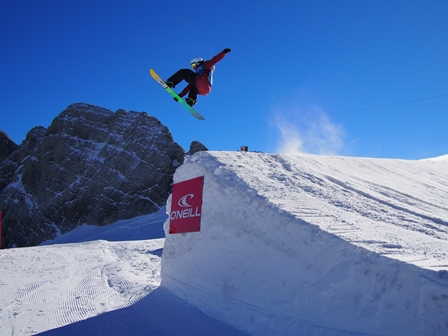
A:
[162, 151, 448, 336]
[422, 154, 448, 162]
[41, 207, 167, 245]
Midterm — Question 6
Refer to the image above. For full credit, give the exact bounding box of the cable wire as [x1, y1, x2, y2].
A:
[174, 93, 448, 135]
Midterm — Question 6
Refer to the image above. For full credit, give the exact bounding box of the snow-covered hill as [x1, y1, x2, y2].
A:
[163, 152, 448, 336]
[1, 151, 447, 335]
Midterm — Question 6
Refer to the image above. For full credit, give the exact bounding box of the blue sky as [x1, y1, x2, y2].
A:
[1, 0, 447, 159]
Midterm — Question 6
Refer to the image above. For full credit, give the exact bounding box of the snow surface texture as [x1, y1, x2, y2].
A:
[0, 209, 248, 336]
[1, 151, 448, 335]
[162, 152, 448, 336]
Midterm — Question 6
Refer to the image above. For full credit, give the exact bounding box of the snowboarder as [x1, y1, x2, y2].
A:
[166, 48, 231, 106]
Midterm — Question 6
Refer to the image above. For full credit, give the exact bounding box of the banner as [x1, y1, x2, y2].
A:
[169, 176, 204, 234]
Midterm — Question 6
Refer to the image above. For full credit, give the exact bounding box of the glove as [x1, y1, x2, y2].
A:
[173, 97, 179, 102]
[223, 48, 231, 53]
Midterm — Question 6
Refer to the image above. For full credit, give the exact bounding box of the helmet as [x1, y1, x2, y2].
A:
[190, 57, 203, 69]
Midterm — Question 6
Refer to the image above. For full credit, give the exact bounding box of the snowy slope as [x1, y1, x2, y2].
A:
[162, 151, 448, 336]
[1, 151, 447, 336]
[423, 154, 448, 162]
[0, 208, 248, 336]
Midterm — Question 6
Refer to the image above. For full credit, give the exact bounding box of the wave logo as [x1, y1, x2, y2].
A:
[178, 194, 194, 208]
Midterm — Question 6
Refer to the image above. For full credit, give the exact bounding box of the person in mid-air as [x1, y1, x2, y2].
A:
[166, 48, 231, 106]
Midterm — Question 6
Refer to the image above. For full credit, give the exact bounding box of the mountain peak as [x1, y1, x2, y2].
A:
[0, 104, 185, 248]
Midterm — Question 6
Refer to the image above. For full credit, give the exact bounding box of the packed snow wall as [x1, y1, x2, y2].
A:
[161, 151, 448, 336]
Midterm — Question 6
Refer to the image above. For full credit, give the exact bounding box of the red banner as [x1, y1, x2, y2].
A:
[169, 176, 204, 234]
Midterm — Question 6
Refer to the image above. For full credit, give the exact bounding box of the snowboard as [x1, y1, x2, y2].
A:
[150, 68, 205, 120]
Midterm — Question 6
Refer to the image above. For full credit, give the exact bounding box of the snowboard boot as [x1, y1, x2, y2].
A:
[186, 97, 197, 106]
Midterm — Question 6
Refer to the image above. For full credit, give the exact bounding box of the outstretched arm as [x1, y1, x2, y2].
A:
[204, 48, 231, 70]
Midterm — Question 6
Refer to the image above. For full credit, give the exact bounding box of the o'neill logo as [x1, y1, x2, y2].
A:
[178, 194, 194, 207]
[170, 193, 202, 220]
[169, 176, 204, 234]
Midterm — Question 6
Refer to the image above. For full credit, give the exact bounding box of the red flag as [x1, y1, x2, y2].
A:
[169, 176, 204, 234]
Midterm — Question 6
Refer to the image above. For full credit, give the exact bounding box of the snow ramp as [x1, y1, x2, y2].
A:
[161, 151, 448, 336]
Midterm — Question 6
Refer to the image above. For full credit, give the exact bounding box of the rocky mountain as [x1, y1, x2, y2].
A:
[0, 103, 186, 248]
[188, 140, 208, 155]
[0, 131, 18, 162]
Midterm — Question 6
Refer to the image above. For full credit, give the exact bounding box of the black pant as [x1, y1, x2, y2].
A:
[167, 69, 199, 99]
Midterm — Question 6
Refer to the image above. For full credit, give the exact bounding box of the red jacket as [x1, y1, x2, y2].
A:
[179, 51, 226, 97]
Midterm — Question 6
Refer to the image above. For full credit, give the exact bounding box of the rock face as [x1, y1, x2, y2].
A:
[0, 131, 18, 162]
[0, 103, 185, 248]
[188, 141, 208, 155]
